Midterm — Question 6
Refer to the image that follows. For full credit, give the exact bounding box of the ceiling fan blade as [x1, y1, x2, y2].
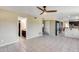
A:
[40, 11, 44, 15]
[37, 7, 44, 11]
[46, 10, 57, 12]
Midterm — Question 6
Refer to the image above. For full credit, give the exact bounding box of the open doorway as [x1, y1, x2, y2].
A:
[55, 21, 63, 36]
[42, 20, 45, 35]
[18, 17, 27, 38]
[42, 20, 50, 35]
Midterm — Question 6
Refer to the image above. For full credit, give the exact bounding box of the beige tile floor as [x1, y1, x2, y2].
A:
[26, 35, 79, 52]
[0, 37, 27, 52]
[0, 35, 79, 52]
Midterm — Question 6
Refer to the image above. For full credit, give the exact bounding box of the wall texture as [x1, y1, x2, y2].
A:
[0, 9, 33, 46]
[27, 17, 42, 39]
[44, 20, 50, 35]
[0, 9, 56, 46]
[0, 9, 18, 46]
[50, 20, 56, 36]
[43, 20, 56, 36]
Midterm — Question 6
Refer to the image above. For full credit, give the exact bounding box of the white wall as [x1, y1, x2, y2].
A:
[0, 9, 43, 46]
[44, 20, 50, 35]
[27, 18, 42, 39]
[0, 10, 18, 46]
[44, 20, 56, 36]
[26, 18, 56, 39]
[50, 20, 56, 36]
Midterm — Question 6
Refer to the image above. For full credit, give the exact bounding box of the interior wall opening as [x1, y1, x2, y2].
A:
[18, 17, 27, 38]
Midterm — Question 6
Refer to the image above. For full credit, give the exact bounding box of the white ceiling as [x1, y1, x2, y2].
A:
[0, 6, 79, 21]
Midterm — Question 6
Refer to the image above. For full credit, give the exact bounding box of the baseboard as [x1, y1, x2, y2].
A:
[27, 35, 42, 40]
[0, 40, 19, 47]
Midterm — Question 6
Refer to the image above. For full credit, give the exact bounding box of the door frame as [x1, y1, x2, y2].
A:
[55, 21, 60, 36]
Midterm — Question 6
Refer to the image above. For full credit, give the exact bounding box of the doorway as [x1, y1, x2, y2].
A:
[42, 20, 50, 35]
[18, 17, 27, 38]
[42, 20, 45, 35]
[55, 21, 63, 36]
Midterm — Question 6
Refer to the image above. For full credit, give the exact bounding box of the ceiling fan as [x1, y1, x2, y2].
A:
[37, 6, 57, 15]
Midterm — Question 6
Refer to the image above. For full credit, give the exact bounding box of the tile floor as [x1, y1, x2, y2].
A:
[0, 35, 79, 52]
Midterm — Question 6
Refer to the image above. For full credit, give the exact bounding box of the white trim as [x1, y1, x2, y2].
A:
[27, 35, 42, 40]
[0, 40, 19, 47]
